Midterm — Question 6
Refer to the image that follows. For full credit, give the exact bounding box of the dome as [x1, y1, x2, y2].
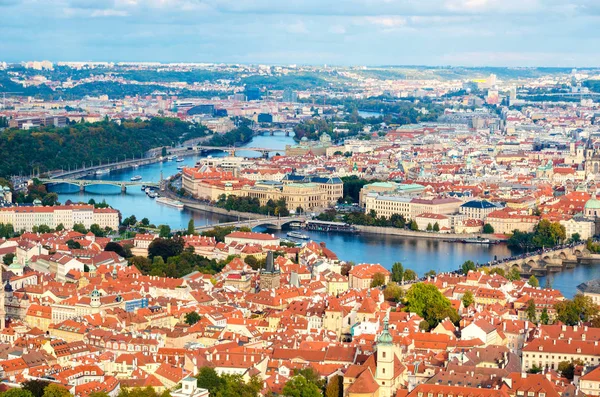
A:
[90, 287, 101, 298]
[585, 198, 600, 210]
[4, 282, 12, 293]
[377, 317, 393, 345]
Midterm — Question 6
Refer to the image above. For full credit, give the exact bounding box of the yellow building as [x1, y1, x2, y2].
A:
[242, 182, 331, 210]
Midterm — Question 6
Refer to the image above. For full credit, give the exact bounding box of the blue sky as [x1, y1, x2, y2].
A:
[1, 0, 599, 66]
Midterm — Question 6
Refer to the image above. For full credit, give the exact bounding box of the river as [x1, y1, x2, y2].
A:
[48, 132, 590, 297]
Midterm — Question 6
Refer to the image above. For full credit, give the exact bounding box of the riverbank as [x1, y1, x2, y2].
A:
[354, 225, 506, 241]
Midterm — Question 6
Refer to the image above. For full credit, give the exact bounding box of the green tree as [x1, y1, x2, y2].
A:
[66, 239, 81, 249]
[570, 233, 581, 243]
[325, 375, 343, 397]
[42, 384, 70, 397]
[55, 223, 64, 231]
[105, 241, 128, 258]
[462, 291, 474, 308]
[148, 237, 184, 261]
[89, 223, 105, 237]
[482, 223, 495, 234]
[461, 260, 476, 275]
[403, 269, 417, 281]
[22, 379, 50, 397]
[528, 364, 542, 374]
[282, 375, 322, 397]
[409, 220, 419, 231]
[73, 223, 87, 234]
[129, 256, 152, 274]
[185, 312, 201, 325]
[404, 283, 459, 330]
[433, 222, 440, 232]
[3, 253, 15, 266]
[89, 393, 110, 397]
[41, 192, 59, 206]
[426, 223, 433, 231]
[540, 308, 550, 325]
[244, 255, 259, 270]
[383, 282, 404, 302]
[2, 390, 34, 397]
[528, 275, 539, 288]
[371, 272, 386, 288]
[140, 217, 150, 226]
[187, 219, 195, 235]
[555, 294, 599, 325]
[525, 299, 537, 323]
[391, 262, 404, 283]
[507, 267, 521, 281]
[424, 270, 436, 278]
[196, 367, 223, 395]
[158, 224, 171, 238]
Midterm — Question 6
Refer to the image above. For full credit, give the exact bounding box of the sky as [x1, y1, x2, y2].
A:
[1, 0, 599, 67]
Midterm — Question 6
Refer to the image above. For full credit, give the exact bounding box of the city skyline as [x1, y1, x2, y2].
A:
[2, 0, 600, 66]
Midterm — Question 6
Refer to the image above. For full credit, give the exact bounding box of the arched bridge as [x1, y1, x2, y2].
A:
[487, 243, 589, 276]
[194, 216, 307, 232]
[39, 178, 160, 193]
[195, 146, 279, 158]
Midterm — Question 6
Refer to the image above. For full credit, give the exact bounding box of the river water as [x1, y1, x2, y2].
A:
[48, 132, 590, 297]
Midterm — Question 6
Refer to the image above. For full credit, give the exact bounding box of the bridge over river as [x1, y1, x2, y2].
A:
[39, 178, 160, 193]
[484, 242, 590, 276]
[192, 215, 308, 232]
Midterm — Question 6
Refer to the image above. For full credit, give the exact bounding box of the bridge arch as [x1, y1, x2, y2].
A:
[559, 251, 567, 260]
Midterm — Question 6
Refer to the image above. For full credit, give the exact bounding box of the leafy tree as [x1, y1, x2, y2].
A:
[41, 192, 59, 206]
[244, 255, 259, 270]
[528, 275, 539, 288]
[540, 308, 550, 325]
[22, 379, 50, 397]
[293, 368, 325, 389]
[141, 217, 150, 226]
[105, 241, 128, 258]
[570, 233, 581, 243]
[461, 260, 476, 275]
[73, 223, 87, 234]
[424, 270, 436, 278]
[129, 256, 152, 274]
[462, 291, 474, 308]
[483, 223, 494, 234]
[526, 299, 537, 323]
[89, 223, 106, 237]
[148, 237, 184, 261]
[117, 386, 169, 397]
[185, 312, 201, 325]
[42, 384, 70, 397]
[187, 219, 196, 235]
[507, 267, 521, 281]
[325, 375, 343, 397]
[371, 272, 386, 288]
[2, 390, 34, 397]
[488, 267, 505, 277]
[404, 283, 459, 330]
[403, 269, 417, 281]
[341, 261, 353, 277]
[557, 360, 583, 380]
[3, 253, 15, 266]
[158, 224, 171, 238]
[409, 220, 419, 231]
[426, 223, 433, 231]
[196, 367, 223, 395]
[55, 223, 64, 231]
[202, 226, 238, 242]
[528, 364, 542, 374]
[66, 239, 81, 249]
[282, 375, 322, 397]
[89, 393, 110, 397]
[391, 262, 404, 283]
[433, 222, 440, 232]
[383, 282, 404, 302]
[555, 294, 599, 325]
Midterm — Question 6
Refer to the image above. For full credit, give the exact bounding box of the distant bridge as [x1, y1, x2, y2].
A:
[194, 215, 307, 232]
[487, 243, 589, 276]
[39, 178, 160, 193]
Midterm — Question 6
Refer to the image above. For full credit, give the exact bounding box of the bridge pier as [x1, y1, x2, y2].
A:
[79, 183, 85, 192]
[262, 152, 270, 159]
[121, 184, 127, 193]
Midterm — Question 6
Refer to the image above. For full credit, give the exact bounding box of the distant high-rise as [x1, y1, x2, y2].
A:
[245, 86, 262, 101]
[282, 88, 298, 103]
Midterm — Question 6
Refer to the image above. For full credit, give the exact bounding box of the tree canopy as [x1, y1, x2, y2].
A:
[404, 283, 459, 330]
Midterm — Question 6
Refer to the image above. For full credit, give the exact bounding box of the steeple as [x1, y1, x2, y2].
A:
[377, 316, 393, 345]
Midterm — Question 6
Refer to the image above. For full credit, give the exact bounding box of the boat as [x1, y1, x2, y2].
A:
[141, 185, 146, 191]
[289, 221, 303, 229]
[177, 165, 184, 170]
[167, 155, 176, 161]
[176, 158, 185, 162]
[462, 237, 492, 244]
[95, 168, 110, 175]
[130, 175, 142, 181]
[287, 231, 310, 240]
[156, 197, 184, 209]
[133, 164, 139, 169]
[147, 191, 158, 199]
[304, 220, 359, 234]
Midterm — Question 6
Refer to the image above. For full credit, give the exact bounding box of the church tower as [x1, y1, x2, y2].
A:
[260, 252, 280, 290]
[376, 316, 394, 397]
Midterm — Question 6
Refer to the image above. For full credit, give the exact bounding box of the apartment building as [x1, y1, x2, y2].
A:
[0, 205, 119, 232]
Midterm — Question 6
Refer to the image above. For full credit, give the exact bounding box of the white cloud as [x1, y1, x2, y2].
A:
[90, 8, 129, 17]
[364, 16, 406, 27]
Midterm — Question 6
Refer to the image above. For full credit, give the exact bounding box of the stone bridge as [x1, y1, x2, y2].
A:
[487, 243, 589, 276]
[193, 216, 308, 232]
[39, 178, 160, 193]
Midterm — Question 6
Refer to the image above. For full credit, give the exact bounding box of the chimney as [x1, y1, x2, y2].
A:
[521, 372, 527, 378]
